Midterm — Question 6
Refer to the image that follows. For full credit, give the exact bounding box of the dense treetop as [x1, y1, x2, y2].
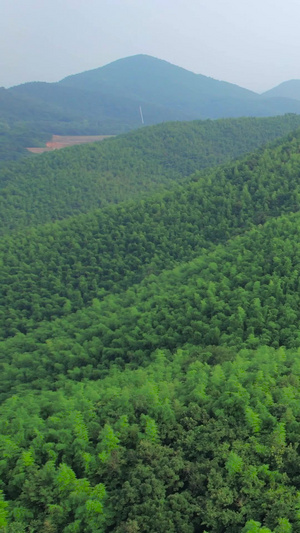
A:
[1, 344, 300, 532]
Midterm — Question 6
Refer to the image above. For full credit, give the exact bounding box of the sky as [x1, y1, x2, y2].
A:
[1, 0, 300, 92]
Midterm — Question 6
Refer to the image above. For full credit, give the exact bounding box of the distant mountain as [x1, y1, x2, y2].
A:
[3, 55, 300, 163]
[60, 54, 257, 111]
[8, 55, 300, 125]
[262, 79, 300, 101]
[59, 55, 300, 120]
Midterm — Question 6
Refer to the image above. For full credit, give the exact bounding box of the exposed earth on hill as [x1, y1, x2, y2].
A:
[27, 134, 114, 153]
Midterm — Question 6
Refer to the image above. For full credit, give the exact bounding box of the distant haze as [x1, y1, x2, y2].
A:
[2, 0, 300, 92]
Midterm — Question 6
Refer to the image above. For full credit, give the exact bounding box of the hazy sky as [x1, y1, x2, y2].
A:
[1, 0, 300, 92]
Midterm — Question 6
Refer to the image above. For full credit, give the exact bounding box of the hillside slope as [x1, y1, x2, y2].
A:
[2, 207, 300, 388]
[1, 126, 300, 339]
[9, 79, 189, 128]
[2, 115, 300, 235]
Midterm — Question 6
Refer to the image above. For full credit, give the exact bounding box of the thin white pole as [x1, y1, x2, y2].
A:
[139, 106, 144, 124]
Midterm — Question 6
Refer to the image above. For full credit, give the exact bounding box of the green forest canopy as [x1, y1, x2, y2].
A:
[2, 121, 300, 531]
[1, 127, 300, 338]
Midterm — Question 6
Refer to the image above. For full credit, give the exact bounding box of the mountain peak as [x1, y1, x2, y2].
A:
[59, 54, 257, 110]
[262, 79, 300, 101]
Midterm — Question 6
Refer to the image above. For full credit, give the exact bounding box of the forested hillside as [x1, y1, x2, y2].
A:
[3, 123, 300, 532]
[1, 127, 300, 338]
[2, 114, 300, 235]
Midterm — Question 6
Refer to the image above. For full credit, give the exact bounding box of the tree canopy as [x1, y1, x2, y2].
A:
[2, 119, 300, 531]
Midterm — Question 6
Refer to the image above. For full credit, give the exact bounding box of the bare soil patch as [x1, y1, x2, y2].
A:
[27, 135, 114, 153]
